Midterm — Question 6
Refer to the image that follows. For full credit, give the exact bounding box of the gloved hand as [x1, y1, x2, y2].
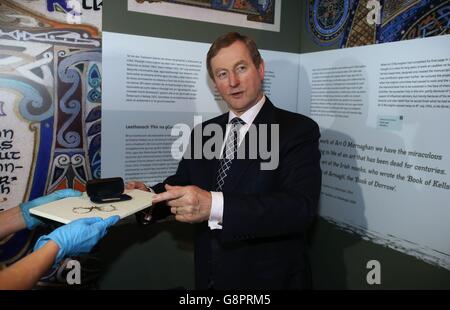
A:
[19, 189, 82, 229]
[33, 216, 120, 264]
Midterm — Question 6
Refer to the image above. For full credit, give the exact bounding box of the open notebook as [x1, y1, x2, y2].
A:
[29, 189, 153, 224]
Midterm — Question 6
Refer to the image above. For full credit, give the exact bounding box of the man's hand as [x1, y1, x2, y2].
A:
[152, 184, 212, 224]
[125, 181, 149, 191]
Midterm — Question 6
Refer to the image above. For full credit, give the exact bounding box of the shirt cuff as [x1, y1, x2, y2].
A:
[208, 191, 224, 230]
[144, 183, 155, 193]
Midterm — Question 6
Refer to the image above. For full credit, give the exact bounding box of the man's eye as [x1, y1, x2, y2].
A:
[236, 65, 246, 73]
[217, 72, 227, 79]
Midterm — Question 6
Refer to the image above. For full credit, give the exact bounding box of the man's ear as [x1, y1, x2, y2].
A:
[258, 59, 265, 80]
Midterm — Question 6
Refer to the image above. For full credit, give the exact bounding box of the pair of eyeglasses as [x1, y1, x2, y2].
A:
[72, 205, 117, 214]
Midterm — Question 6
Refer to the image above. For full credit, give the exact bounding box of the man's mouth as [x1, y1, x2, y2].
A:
[230, 90, 244, 98]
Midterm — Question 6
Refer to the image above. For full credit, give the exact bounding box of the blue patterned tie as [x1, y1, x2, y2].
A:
[214, 117, 246, 191]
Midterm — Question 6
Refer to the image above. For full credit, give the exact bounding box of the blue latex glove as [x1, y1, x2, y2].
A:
[20, 189, 82, 229]
[33, 216, 120, 264]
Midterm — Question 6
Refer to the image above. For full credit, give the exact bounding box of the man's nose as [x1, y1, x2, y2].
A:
[229, 72, 240, 87]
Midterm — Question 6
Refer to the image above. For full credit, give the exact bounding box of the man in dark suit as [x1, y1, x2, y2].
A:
[127, 32, 321, 289]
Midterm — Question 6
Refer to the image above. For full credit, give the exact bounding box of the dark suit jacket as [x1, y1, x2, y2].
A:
[149, 99, 321, 289]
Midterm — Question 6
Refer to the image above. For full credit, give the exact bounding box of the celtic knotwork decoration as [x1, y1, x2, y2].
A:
[86, 107, 101, 179]
[308, 0, 351, 45]
[0, 75, 53, 122]
[87, 64, 101, 103]
[89, 146, 101, 179]
[17, 51, 54, 88]
[135, 0, 276, 24]
[56, 50, 101, 149]
[47, 153, 88, 191]
[0, 0, 100, 47]
[211, 0, 236, 10]
[6, 30, 101, 47]
[401, 1, 450, 40]
[71, 153, 87, 182]
[378, 0, 450, 43]
[85, 61, 102, 179]
[51, 154, 71, 186]
[0, 1, 47, 28]
[382, 0, 419, 25]
[340, 0, 378, 47]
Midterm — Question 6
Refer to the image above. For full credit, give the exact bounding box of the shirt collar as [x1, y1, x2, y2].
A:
[228, 95, 266, 126]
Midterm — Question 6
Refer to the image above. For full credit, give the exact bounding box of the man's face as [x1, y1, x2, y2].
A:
[210, 41, 264, 115]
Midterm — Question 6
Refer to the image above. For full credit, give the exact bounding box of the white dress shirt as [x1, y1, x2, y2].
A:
[208, 95, 266, 230]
